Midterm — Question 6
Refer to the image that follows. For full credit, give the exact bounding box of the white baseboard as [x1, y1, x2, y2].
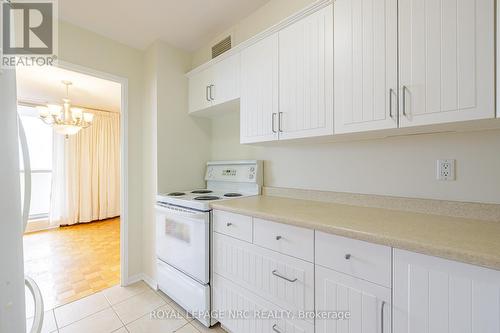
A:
[24, 219, 58, 234]
[124, 273, 157, 290]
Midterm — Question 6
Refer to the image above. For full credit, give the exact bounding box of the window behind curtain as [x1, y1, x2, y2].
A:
[18, 105, 53, 220]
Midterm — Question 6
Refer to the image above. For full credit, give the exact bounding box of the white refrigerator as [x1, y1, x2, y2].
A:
[0, 68, 44, 333]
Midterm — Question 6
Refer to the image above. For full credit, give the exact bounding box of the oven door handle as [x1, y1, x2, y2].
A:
[156, 204, 208, 219]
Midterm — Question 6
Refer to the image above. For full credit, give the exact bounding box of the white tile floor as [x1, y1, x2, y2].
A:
[26, 281, 226, 333]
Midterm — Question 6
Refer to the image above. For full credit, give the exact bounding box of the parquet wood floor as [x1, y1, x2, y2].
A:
[23, 218, 120, 309]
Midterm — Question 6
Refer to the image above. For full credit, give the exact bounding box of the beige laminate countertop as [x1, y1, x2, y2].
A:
[211, 196, 500, 271]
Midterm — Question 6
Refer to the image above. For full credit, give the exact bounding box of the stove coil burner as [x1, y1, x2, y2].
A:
[167, 192, 185, 196]
[191, 190, 213, 194]
[194, 196, 221, 201]
[224, 193, 243, 197]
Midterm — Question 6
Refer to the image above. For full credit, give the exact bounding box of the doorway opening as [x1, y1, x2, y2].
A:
[16, 63, 128, 313]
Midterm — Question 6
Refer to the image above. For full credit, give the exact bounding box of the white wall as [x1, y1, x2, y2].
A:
[192, 0, 317, 67]
[142, 42, 159, 283]
[191, 0, 500, 205]
[59, 21, 145, 279]
[59, 21, 212, 284]
[211, 112, 500, 204]
[156, 43, 212, 194]
[141, 41, 212, 281]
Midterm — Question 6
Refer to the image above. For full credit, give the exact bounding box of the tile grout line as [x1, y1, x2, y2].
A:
[104, 285, 150, 308]
[53, 282, 148, 330]
[119, 302, 168, 329]
[108, 302, 128, 332]
[56, 306, 113, 330]
[54, 293, 111, 329]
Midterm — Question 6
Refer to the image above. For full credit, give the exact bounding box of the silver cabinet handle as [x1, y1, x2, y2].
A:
[381, 300, 386, 333]
[272, 269, 297, 282]
[402, 85, 408, 117]
[278, 112, 283, 132]
[389, 89, 394, 119]
[209, 84, 215, 101]
[272, 113, 277, 133]
[206, 85, 210, 102]
[272, 324, 283, 333]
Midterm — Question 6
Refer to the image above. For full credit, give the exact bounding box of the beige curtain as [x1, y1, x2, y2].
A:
[65, 110, 120, 224]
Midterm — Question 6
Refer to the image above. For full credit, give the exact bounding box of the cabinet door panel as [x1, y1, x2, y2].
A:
[240, 34, 279, 143]
[278, 5, 334, 140]
[213, 274, 314, 333]
[188, 67, 213, 113]
[212, 53, 240, 105]
[334, 0, 398, 133]
[213, 233, 314, 317]
[393, 249, 500, 333]
[399, 0, 494, 127]
[316, 265, 391, 333]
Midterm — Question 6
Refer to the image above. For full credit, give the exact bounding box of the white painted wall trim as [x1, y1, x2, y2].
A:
[127, 273, 157, 290]
[56, 60, 130, 287]
[24, 219, 58, 233]
[185, 0, 332, 77]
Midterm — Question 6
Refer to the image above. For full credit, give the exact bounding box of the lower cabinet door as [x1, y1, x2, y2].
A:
[213, 232, 314, 318]
[315, 265, 391, 333]
[393, 249, 500, 333]
[212, 274, 314, 333]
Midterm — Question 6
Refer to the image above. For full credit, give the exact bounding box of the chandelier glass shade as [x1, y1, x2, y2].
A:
[38, 81, 94, 137]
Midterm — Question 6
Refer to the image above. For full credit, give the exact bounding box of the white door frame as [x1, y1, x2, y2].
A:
[57, 60, 130, 286]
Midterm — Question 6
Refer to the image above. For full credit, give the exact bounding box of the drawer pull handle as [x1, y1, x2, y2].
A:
[345, 254, 351, 260]
[226, 222, 233, 227]
[272, 324, 283, 333]
[272, 270, 298, 283]
[275, 235, 282, 240]
[381, 300, 386, 333]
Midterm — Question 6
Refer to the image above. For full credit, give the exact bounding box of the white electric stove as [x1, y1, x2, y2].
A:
[155, 160, 262, 327]
[157, 160, 262, 211]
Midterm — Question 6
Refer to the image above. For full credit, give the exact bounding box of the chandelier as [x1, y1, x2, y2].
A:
[38, 80, 94, 138]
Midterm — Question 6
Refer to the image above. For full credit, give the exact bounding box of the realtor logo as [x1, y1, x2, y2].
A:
[1, 0, 58, 68]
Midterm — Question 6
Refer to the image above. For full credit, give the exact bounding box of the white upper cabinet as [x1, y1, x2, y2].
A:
[188, 66, 213, 113]
[393, 249, 500, 333]
[399, 0, 495, 127]
[334, 0, 398, 134]
[188, 53, 240, 114]
[278, 4, 334, 140]
[240, 34, 279, 144]
[212, 54, 240, 106]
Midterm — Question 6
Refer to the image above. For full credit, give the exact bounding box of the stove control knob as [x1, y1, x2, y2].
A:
[250, 167, 255, 172]
[249, 174, 254, 180]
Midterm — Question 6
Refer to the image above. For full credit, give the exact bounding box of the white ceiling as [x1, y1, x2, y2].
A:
[16, 66, 122, 112]
[59, 0, 270, 51]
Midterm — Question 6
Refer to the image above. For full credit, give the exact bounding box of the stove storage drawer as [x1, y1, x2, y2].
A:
[213, 232, 314, 318]
[213, 273, 314, 333]
[213, 210, 253, 243]
[253, 218, 314, 262]
[316, 231, 392, 287]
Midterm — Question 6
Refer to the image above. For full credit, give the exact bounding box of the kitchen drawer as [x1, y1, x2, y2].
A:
[316, 231, 392, 287]
[213, 273, 314, 333]
[213, 210, 253, 243]
[254, 218, 314, 262]
[213, 232, 314, 319]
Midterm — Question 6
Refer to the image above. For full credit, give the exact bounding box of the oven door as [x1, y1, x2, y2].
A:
[156, 203, 210, 284]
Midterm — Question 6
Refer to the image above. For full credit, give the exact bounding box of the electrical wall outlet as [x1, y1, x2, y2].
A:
[437, 159, 456, 181]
